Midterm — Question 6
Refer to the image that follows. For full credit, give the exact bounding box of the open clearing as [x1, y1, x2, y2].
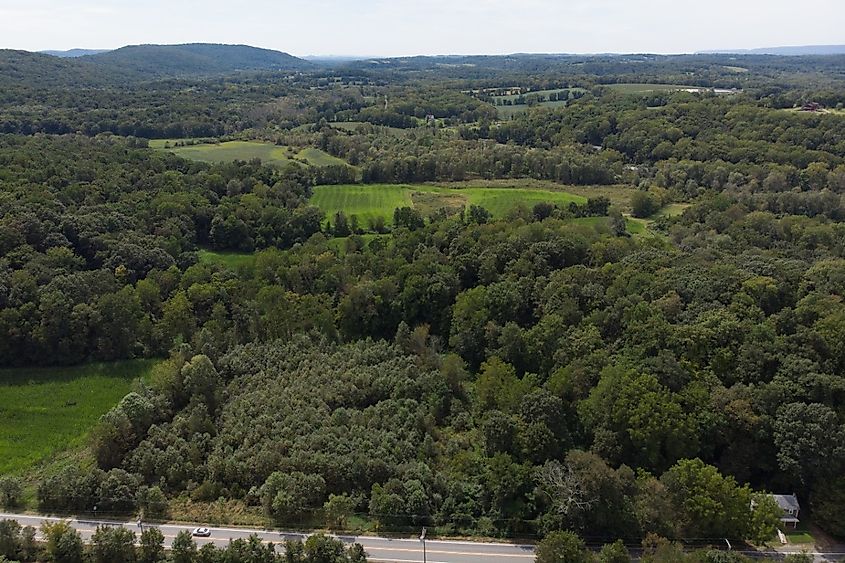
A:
[0, 360, 157, 475]
[198, 249, 257, 270]
[329, 121, 408, 136]
[782, 107, 845, 117]
[153, 140, 348, 168]
[311, 184, 416, 227]
[655, 203, 691, 218]
[487, 88, 586, 118]
[310, 184, 587, 225]
[606, 83, 709, 94]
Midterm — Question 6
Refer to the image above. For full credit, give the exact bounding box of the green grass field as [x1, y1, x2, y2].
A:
[496, 100, 569, 119]
[457, 187, 585, 216]
[310, 184, 587, 225]
[0, 360, 157, 475]
[153, 141, 348, 168]
[489, 88, 586, 118]
[655, 203, 690, 218]
[311, 184, 416, 226]
[570, 215, 646, 235]
[296, 147, 348, 167]
[149, 139, 203, 149]
[198, 249, 256, 270]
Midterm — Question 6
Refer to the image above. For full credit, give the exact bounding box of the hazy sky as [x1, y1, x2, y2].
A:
[2, 0, 843, 56]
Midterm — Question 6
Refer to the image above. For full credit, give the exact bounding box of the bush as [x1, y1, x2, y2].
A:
[0, 478, 22, 508]
[91, 525, 136, 563]
[536, 531, 591, 563]
[630, 191, 660, 218]
[599, 540, 632, 562]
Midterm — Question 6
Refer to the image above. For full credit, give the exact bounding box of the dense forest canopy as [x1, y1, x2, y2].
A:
[1, 45, 845, 561]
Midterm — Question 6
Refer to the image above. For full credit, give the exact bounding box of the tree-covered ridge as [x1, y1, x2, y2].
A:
[85, 43, 312, 76]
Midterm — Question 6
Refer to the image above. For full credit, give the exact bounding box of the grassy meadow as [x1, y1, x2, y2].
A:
[489, 88, 585, 118]
[310, 184, 587, 225]
[311, 184, 416, 226]
[153, 140, 348, 168]
[198, 249, 257, 270]
[0, 360, 157, 475]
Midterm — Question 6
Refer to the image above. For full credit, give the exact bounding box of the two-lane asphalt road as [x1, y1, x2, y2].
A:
[0, 512, 537, 563]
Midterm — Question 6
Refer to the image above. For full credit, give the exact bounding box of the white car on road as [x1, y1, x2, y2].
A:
[192, 527, 211, 537]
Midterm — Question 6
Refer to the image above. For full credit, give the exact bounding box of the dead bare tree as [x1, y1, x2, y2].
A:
[535, 460, 596, 516]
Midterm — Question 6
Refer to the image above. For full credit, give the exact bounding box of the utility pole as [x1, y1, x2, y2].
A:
[420, 527, 427, 563]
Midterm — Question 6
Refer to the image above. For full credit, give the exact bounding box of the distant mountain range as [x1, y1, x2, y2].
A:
[699, 45, 845, 56]
[40, 49, 110, 58]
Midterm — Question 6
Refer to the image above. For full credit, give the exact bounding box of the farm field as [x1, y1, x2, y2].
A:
[310, 184, 587, 225]
[496, 100, 568, 119]
[0, 360, 157, 475]
[297, 147, 349, 166]
[311, 184, 416, 226]
[488, 88, 586, 118]
[153, 140, 348, 168]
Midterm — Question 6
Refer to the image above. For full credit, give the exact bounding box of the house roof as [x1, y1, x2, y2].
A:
[772, 494, 800, 513]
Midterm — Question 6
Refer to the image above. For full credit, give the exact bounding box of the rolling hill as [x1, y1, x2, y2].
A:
[83, 43, 312, 76]
[0, 49, 129, 88]
[0, 43, 312, 89]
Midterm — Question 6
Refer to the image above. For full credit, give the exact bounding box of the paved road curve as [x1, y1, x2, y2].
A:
[0, 512, 537, 563]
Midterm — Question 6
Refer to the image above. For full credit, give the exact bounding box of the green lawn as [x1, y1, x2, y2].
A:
[784, 530, 815, 545]
[0, 360, 157, 475]
[198, 249, 256, 270]
[153, 140, 348, 168]
[310, 184, 587, 226]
